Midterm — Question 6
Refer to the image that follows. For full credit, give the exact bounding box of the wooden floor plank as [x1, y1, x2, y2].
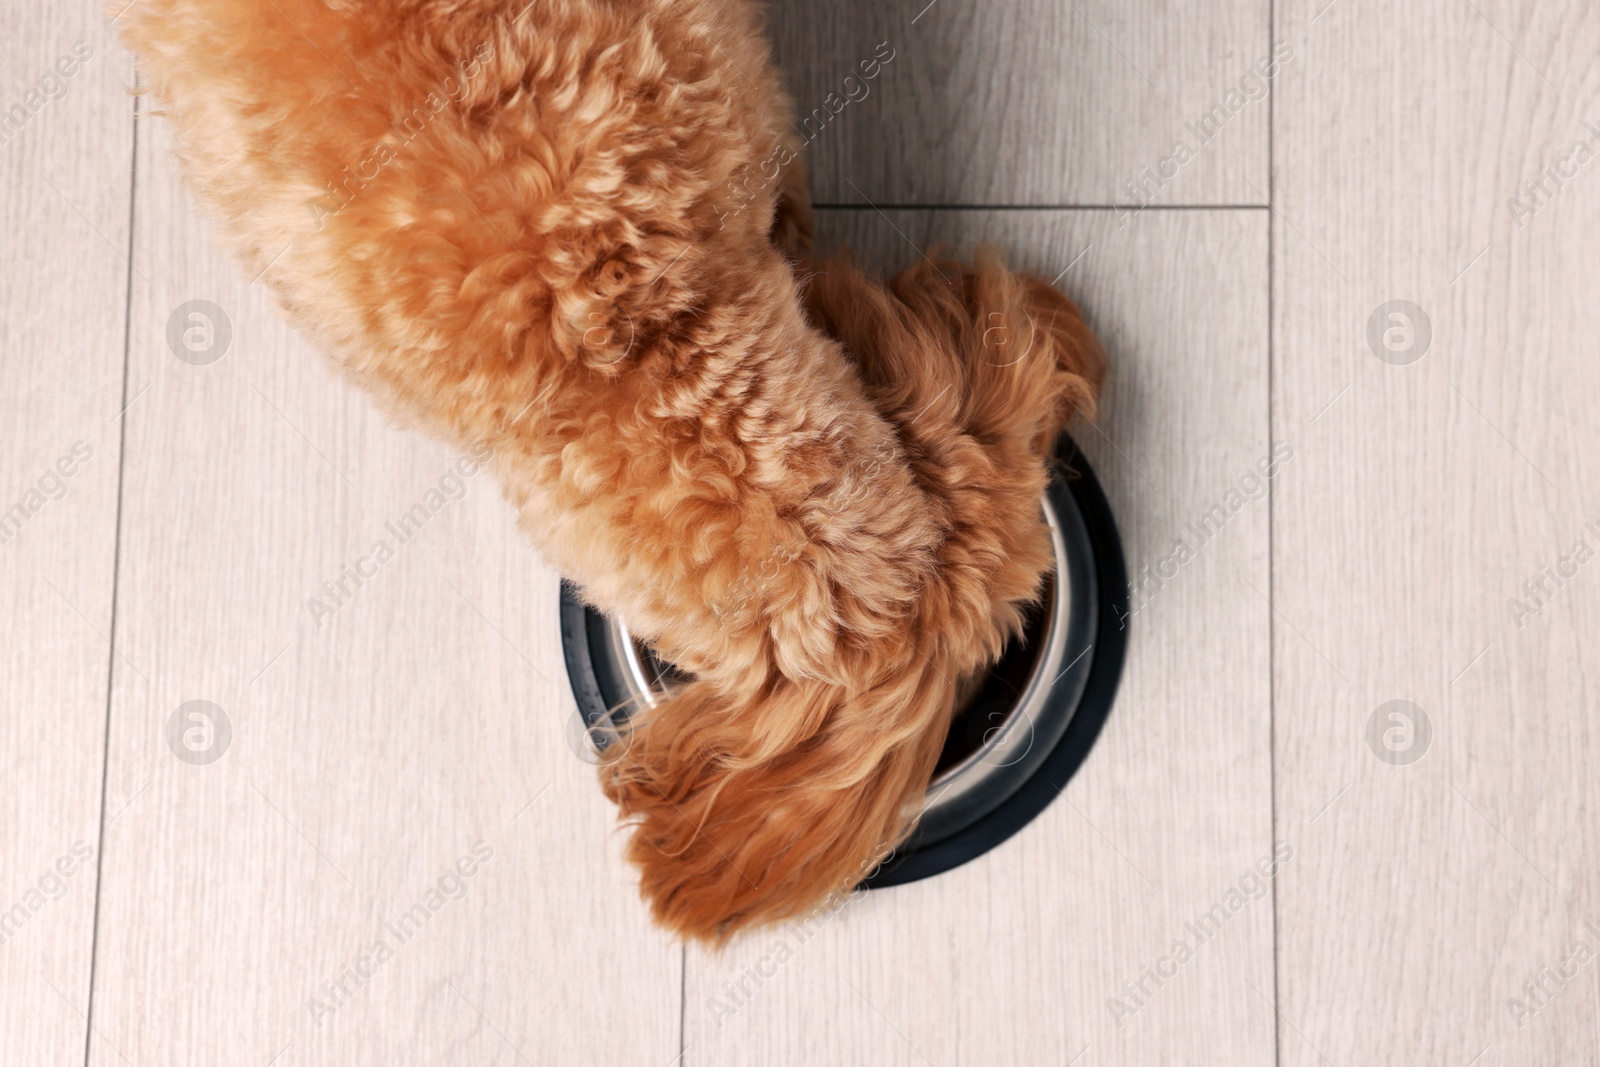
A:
[0, 7, 132, 1065]
[82, 97, 681, 1067]
[684, 207, 1275, 1067]
[1272, 2, 1600, 1064]
[768, 0, 1273, 206]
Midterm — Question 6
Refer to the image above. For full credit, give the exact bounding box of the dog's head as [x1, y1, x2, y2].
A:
[601, 246, 1104, 943]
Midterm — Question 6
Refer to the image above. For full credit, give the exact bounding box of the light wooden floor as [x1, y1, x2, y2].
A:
[4, 1, 1598, 1064]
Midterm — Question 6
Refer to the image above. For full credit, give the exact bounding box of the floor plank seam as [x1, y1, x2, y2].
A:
[812, 203, 1272, 211]
[678, 943, 688, 1065]
[1266, 2, 1283, 1066]
[79, 84, 140, 1067]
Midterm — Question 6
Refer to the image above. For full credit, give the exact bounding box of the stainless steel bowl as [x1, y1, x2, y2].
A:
[558, 434, 1126, 886]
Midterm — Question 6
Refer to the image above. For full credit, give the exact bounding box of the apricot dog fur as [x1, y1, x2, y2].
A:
[118, 0, 1103, 941]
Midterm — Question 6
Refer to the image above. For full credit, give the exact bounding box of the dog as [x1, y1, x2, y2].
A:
[118, 0, 1103, 942]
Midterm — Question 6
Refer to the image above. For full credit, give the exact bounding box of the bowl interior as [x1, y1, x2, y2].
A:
[930, 575, 1054, 781]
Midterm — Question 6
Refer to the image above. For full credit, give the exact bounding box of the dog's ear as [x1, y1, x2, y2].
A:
[599, 659, 952, 944]
[1005, 262, 1106, 454]
[804, 247, 1105, 460]
[890, 248, 1104, 452]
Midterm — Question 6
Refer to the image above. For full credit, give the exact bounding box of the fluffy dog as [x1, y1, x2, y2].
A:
[118, 0, 1102, 941]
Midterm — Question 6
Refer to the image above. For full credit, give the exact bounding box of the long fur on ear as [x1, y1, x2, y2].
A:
[116, 0, 1103, 943]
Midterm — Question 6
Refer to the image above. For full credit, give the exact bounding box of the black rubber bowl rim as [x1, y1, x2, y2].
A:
[864, 435, 1127, 888]
[557, 434, 1128, 891]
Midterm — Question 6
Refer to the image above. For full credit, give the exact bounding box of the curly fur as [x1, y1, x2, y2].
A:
[118, 0, 1103, 942]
